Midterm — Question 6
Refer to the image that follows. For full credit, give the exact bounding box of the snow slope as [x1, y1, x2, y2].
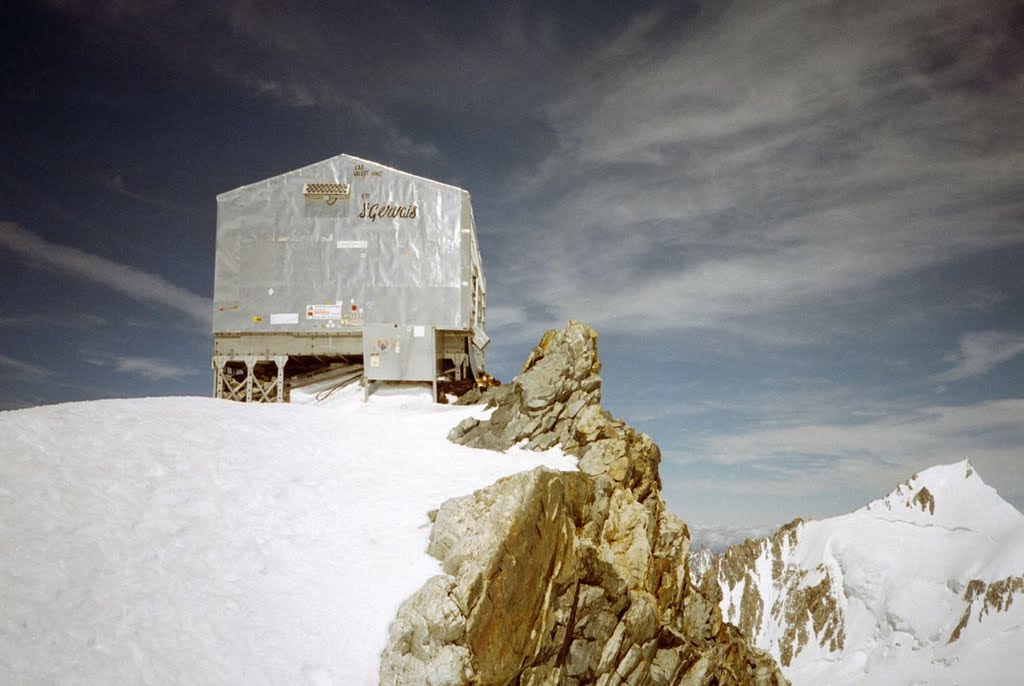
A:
[0, 386, 576, 685]
[706, 460, 1024, 686]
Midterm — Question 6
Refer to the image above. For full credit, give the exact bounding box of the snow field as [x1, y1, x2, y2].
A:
[0, 387, 576, 685]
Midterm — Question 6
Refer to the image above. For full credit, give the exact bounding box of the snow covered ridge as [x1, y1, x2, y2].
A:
[698, 459, 1024, 686]
[0, 388, 578, 686]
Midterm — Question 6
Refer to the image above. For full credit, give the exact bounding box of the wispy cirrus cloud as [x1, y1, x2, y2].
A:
[0, 222, 210, 326]
[685, 397, 1024, 505]
[933, 330, 1024, 383]
[704, 398, 1024, 462]
[104, 174, 202, 215]
[0, 313, 108, 329]
[0, 353, 52, 379]
[81, 350, 200, 381]
[113, 356, 199, 381]
[38, 0, 442, 162]
[485, 0, 1024, 345]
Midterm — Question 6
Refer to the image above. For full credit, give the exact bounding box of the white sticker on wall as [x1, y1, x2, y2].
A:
[306, 304, 342, 320]
[270, 313, 299, 325]
[413, 325, 425, 338]
[337, 240, 368, 249]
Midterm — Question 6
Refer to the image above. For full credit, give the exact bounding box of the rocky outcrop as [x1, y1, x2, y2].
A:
[911, 486, 935, 515]
[380, 321, 787, 686]
[699, 520, 845, 668]
[949, 574, 1024, 643]
[863, 465, 965, 516]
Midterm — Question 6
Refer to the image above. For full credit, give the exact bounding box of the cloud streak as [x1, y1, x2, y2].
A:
[933, 330, 1024, 383]
[0, 222, 211, 326]
[0, 313, 108, 329]
[680, 397, 1024, 507]
[704, 398, 1024, 463]
[104, 174, 202, 216]
[0, 353, 52, 379]
[484, 0, 1024, 345]
[113, 356, 199, 381]
[39, 0, 443, 162]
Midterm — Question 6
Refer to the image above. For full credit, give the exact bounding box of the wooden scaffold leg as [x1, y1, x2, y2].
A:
[244, 356, 257, 403]
[212, 356, 225, 399]
[274, 355, 288, 403]
[212, 355, 291, 404]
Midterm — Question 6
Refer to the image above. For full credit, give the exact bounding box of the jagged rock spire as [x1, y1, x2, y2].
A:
[382, 321, 789, 686]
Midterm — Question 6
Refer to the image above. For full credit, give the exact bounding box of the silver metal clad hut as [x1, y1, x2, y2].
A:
[212, 154, 488, 402]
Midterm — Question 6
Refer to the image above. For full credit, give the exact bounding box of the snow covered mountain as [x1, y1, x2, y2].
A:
[689, 546, 716, 581]
[0, 386, 576, 685]
[698, 459, 1024, 685]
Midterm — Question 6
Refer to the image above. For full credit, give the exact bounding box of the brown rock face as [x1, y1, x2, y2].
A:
[949, 574, 1024, 643]
[380, 321, 788, 686]
[699, 521, 845, 668]
[912, 487, 935, 515]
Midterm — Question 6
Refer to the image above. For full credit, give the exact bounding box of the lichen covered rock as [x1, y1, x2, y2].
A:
[449, 321, 609, 455]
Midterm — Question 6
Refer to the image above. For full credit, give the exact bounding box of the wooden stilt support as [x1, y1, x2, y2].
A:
[274, 355, 288, 403]
[243, 356, 257, 403]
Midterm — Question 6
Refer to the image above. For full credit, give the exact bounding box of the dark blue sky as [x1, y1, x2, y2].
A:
[2, 0, 1023, 540]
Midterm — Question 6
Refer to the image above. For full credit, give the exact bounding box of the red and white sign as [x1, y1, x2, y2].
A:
[306, 304, 342, 320]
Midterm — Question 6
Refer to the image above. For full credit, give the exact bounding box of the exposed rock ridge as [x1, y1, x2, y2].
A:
[864, 459, 974, 516]
[911, 486, 935, 515]
[699, 520, 845, 668]
[380, 321, 787, 686]
[948, 574, 1024, 643]
[867, 473, 936, 514]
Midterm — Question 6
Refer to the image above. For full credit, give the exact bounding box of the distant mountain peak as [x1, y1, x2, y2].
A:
[700, 458, 1024, 684]
[858, 459, 1020, 536]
